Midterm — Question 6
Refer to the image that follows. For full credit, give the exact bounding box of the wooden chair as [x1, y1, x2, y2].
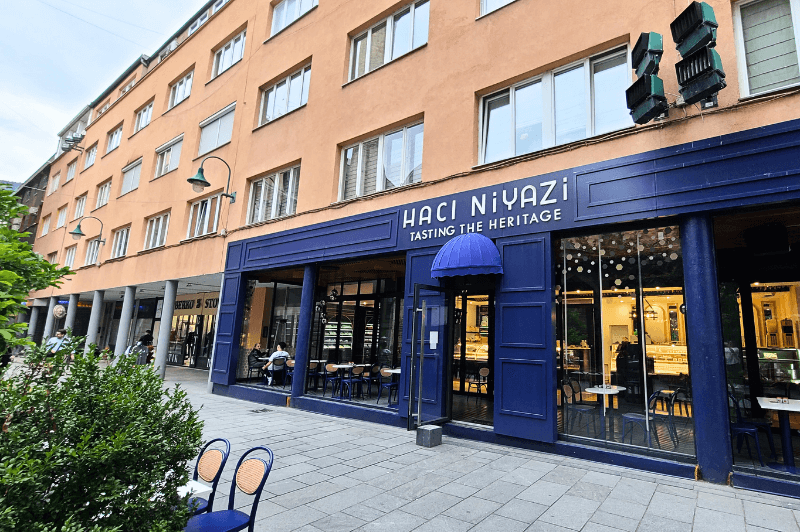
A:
[466, 367, 490, 396]
[282, 359, 295, 388]
[188, 438, 230, 516]
[323, 363, 341, 397]
[341, 366, 366, 400]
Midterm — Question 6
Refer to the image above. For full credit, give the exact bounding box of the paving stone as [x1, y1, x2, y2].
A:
[362, 492, 409, 513]
[694, 507, 746, 532]
[607, 478, 657, 506]
[411, 514, 472, 532]
[524, 520, 574, 532]
[744, 501, 800, 532]
[270, 481, 344, 509]
[635, 513, 692, 532]
[581, 471, 621, 488]
[500, 467, 548, 486]
[401, 490, 462, 519]
[655, 484, 696, 499]
[437, 482, 479, 498]
[307, 484, 385, 514]
[341, 503, 386, 522]
[456, 467, 507, 489]
[358, 509, 425, 532]
[581, 523, 626, 532]
[494, 499, 548, 524]
[538, 494, 599, 530]
[311, 512, 366, 532]
[263, 504, 329, 532]
[540, 466, 587, 487]
[566, 481, 611, 503]
[598, 497, 647, 521]
[442, 496, 502, 524]
[697, 490, 744, 515]
[589, 510, 639, 532]
[474, 480, 527, 504]
[517, 480, 571, 506]
[644, 492, 695, 523]
[470, 514, 530, 532]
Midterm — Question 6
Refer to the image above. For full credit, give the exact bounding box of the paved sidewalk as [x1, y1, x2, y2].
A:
[168, 367, 800, 532]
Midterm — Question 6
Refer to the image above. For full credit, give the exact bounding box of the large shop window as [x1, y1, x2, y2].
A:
[248, 166, 300, 224]
[556, 225, 696, 457]
[481, 49, 631, 164]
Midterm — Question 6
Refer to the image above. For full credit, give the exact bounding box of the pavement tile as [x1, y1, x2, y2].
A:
[744, 501, 800, 532]
[319, 463, 358, 477]
[538, 494, 600, 530]
[500, 467, 548, 487]
[389, 472, 454, 500]
[581, 523, 626, 532]
[494, 499, 548, 524]
[597, 497, 647, 521]
[470, 514, 530, 532]
[474, 480, 527, 504]
[307, 484, 385, 514]
[456, 467, 507, 489]
[411, 514, 472, 532]
[442, 496, 502, 524]
[644, 492, 695, 523]
[581, 471, 621, 488]
[524, 521, 573, 532]
[270, 481, 344, 509]
[607, 478, 656, 506]
[655, 484, 696, 499]
[517, 480, 571, 506]
[346, 465, 394, 482]
[399, 491, 462, 519]
[362, 492, 409, 513]
[697, 490, 744, 515]
[565, 481, 611, 503]
[341, 503, 386, 522]
[540, 466, 587, 487]
[311, 512, 366, 532]
[694, 507, 746, 532]
[589, 510, 639, 532]
[635, 513, 692, 532]
[358, 509, 426, 532]
[437, 482, 479, 498]
[263, 504, 329, 532]
[264, 478, 307, 496]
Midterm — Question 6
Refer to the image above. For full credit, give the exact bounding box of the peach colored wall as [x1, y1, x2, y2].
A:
[31, 0, 800, 300]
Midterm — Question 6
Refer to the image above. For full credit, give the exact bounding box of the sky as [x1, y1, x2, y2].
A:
[0, 0, 209, 183]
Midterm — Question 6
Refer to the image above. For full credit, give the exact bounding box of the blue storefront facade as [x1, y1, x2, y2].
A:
[210, 116, 800, 496]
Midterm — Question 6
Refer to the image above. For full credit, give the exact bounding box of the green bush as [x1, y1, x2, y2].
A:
[0, 338, 203, 531]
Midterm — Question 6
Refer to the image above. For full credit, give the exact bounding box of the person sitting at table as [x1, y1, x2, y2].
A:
[264, 342, 289, 386]
[247, 343, 263, 379]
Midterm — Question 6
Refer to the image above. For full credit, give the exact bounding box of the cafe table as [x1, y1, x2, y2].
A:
[585, 385, 626, 440]
[757, 397, 800, 472]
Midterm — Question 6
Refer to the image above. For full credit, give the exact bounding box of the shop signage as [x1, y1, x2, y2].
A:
[173, 293, 220, 317]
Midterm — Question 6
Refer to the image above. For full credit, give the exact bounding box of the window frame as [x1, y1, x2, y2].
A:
[84, 238, 101, 266]
[478, 46, 631, 165]
[271, 0, 319, 36]
[212, 0, 228, 13]
[169, 71, 194, 109]
[134, 102, 154, 133]
[96, 181, 112, 209]
[258, 65, 311, 126]
[212, 29, 247, 79]
[64, 245, 76, 268]
[198, 103, 236, 156]
[186, 194, 222, 239]
[84, 144, 97, 169]
[247, 165, 301, 224]
[41, 215, 51, 236]
[74, 194, 86, 219]
[480, 0, 517, 16]
[733, 0, 800, 97]
[144, 212, 170, 250]
[348, 0, 429, 82]
[120, 159, 142, 196]
[155, 135, 184, 178]
[65, 160, 77, 183]
[188, 11, 209, 36]
[49, 173, 60, 195]
[47, 252, 58, 264]
[56, 206, 67, 229]
[106, 125, 123, 154]
[110, 226, 130, 259]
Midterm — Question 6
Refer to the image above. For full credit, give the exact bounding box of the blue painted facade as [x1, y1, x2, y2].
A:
[213, 117, 800, 489]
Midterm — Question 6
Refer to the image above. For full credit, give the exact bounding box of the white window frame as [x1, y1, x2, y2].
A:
[271, 0, 318, 36]
[188, 11, 209, 36]
[144, 212, 170, 250]
[169, 71, 194, 109]
[338, 121, 424, 201]
[84, 144, 97, 169]
[259, 65, 311, 125]
[65, 160, 77, 183]
[47, 252, 57, 264]
[97, 101, 110, 118]
[106, 126, 122, 153]
[111, 227, 130, 259]
[134, 102, 153, 133]
[212, 0, 228, 13]
[84, 238, 101, 266]
[478, 47, 631, 165]
[41, 216, 51, 236]
[56, 206, 67, 228]
[155, 135, 184, 178]
[733, 0, 800, 97]
[198, 102, 236, 156]
[119, 77, 135, 97]
[74, 195, 86, 219]
[49, 173, 60, 194]
[96, 181, 112, 209]
[480, 0, 516, 16]
[212, 30, 246, 79]
[121, 159, 142, 196]
[187, 194, 222, 239]
[248, 165, 301, 224]
[349, 0, 429, 81]
[64, 246, 76, 268]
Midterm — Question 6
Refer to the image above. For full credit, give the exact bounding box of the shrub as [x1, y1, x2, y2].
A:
[0, 337, 203, 531]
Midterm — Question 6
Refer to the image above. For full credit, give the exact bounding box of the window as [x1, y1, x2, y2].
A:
[63, 246, 76, 268]
[74, 195, 86, 219]
[84, 238, 101, 266]
[49, 173, 60, 194]
[198, 103, 235, 155]
[121, 160, 142, 196]
[41, 216, 51, 236]
[144, 212, 170, 249]
[84, 144, 97, 169]
[481, 0, 515, 16]
[106, 125, 123, 153]
[97, 100, 110, 118]
[212, 30, 246, 78]
[96, 181, 111, 209]
[187, 194, 221, 238]
[134, 102, 153, 133]
[111, 227, 130, 258]
[340, 122, 424, 200]
[271, 0, 318, 36]
[349, 0, 429, 81]
[169, 71, 194, 108]
[259, 66, 311, 125]
[155, 135, 183, 177]
[119, 77, 135, 97]
[481, 48, 630, 164]
[735, 0, 800, 96]
[248, 166, 300, 223]
[65, 160, 77, 183]
[212, 0, 228, 13]
[188, 11, 209, 35]
[56, 206, 67, 228]
[47, 252, 57, 264]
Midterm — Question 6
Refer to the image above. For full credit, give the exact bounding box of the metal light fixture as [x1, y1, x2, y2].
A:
[69, 216, 106, 266]
[187, 156, 236, 203]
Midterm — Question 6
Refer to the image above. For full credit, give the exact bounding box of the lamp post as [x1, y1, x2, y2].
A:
[69, 216, 105, 266]
[187, 156, 236, 203]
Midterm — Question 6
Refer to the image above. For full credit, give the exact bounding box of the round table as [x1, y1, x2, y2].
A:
[585, 385, 626, 440]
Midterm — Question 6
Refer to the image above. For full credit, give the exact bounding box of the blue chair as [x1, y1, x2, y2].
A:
[188, 438, 231, 515]
[377, 368, 399, 406]
[621, 391, 676, 448]
[184, 446, 275, 532]
[341, 366, 366, 400]
[364, 364, 382, 397]
[323, 363, 341, 397]
[728, 393, 773, 466]
[282, 359, 295, 389]
[562, 384, 597, 436]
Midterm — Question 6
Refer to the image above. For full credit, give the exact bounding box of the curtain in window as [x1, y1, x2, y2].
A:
[742, 0, 800, 94]
[361, 139, 380, 196]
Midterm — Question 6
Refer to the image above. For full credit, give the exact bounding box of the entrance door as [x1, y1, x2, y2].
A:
[450, 292, 494, 426]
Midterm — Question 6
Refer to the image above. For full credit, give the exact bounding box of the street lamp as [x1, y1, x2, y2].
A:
[69, 216, 105, 266]
[187, 156, 236, 203]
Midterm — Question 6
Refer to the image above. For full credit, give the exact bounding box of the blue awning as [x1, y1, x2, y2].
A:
[431, 233, 504, 278]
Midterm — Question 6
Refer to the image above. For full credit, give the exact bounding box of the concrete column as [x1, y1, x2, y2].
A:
[85, 290, 105, 354]
[155, 280, 178, 379]
[292, 264, 319, 398]
[64, 294, 79, 331]
[114, 286, 137, 359]
[680, 214, 732, 484]
[42, 296, 57, 341]
[28, 305, 40, 341]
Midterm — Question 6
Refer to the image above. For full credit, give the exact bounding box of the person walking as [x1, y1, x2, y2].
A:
[44, 329, 67, 357]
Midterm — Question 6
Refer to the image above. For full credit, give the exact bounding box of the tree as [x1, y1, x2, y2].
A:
[0, 185, 70, 350]
[0, 338, 203, 531]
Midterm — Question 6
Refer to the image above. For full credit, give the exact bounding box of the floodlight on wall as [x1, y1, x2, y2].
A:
[187, 156, 236, 203]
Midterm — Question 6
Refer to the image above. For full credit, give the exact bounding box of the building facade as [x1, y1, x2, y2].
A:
[28, 0, 800, 495]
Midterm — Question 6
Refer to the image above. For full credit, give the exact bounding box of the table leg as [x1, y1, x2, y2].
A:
[780, 411, 796, 468]
[598, 405, 606, 440]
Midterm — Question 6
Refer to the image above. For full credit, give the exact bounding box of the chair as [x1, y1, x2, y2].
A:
[377, 368, 399, 406]
[364, 364, 382, 397]
[621, 391, 676, 448]
[323, 363, 341, 397]
[267, 357, 285, 386]
[728, 392, 774, 465]
[306, 362, 320, 390]
[188, 438, 231, 516]
[184, 446, 275, 532]
[569, 378, 595, 406]
[246, 362, 262, 382]
[282, 359, 295, 389]
[341, 366, 366, 400]
[562, 384, 597, 436]
[467, 367, 490, 396]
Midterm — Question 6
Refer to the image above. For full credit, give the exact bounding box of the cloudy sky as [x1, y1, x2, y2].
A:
[1, 0, 208, 183]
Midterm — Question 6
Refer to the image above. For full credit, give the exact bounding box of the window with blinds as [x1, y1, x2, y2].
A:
[199, 104, 235, 155]
[121, 160, 142, 196]
[739, 0, 800, 95]
[248, 166, 300, 223]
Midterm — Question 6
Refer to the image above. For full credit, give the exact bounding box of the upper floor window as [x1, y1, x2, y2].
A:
[49, 173, 60, 194]
[121, 160, 142, 196]
[41, 215, 51, 236]
[212, 30, 246, 79]
[481, 48, 631, 164]
[339, 122, 424, 201]
[65, 160, 77, 183]
[155, 135, 183, 178]
[169, 71, 194, 109]
[74, 194, 86, 219]
[271, 0, 318, 36]
[734, 0, 800, 97]
[106, 125, 123, 154]
[84, 238, 101, 266]
[84, 144, 97, 169]
[97, 100, 110, 118]
[248, 165, 300, 223]
[199, 103, 235, 155]
[47, 252, 58, 264]
[260, 65, 311, 125]
[134, 102, 153, 133]
[188, 11, 209, 36]
[144, 212, 170, 250]
[63, 246, 76, 269]
[111, 227, 130, 259]
[96, 181, 111, 209]
[56, 206, 67, 229]
[119, 77, 135, 97]
[212, 0, 228, 13]
[349, 0, 429, 81]
[481, 0, 515, 16]
[187, 194, 221, 239]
